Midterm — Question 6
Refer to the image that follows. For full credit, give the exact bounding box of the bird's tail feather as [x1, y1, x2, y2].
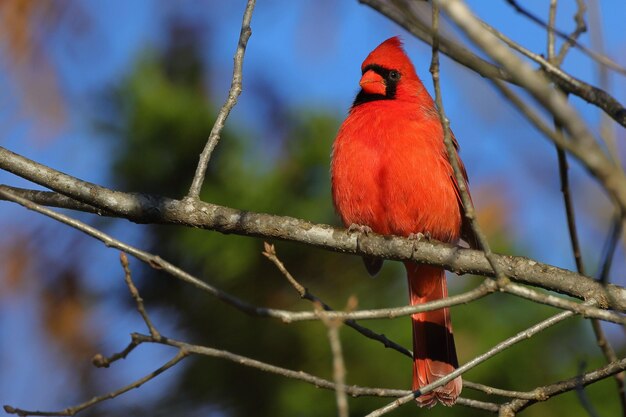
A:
[405, 262, 461, 407]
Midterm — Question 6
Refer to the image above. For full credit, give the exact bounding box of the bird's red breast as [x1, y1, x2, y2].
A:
[331, 36, 462, 243]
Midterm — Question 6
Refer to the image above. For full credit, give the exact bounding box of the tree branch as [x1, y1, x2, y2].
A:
[262, 242, 413, 358]
[501, 356, 626, 414]
[366, 309, 576, 416]
[359, 0, 626, 128]
[4, 350, 188, 416]
[435, 0, 626, 220]
[2, 149, 626, 312]
[186, 0, 256, 198]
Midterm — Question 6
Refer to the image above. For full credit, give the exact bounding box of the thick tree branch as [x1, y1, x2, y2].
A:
[2, 147, 626, 312]
[9, 186, 619, 325]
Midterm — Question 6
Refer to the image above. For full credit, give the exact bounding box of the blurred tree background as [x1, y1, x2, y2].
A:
[1, 1, 625, 416]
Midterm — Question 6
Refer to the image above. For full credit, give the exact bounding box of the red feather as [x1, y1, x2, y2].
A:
[331, 37, 472, 407]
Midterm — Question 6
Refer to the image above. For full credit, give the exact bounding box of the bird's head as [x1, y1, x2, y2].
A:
[354, 36, 424, 106]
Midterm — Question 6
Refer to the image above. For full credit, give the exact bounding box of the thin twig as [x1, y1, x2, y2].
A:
[556, 0, 587, 64]
[360, 0, 626, 128]
[131, 333, 500, 411]
[133, 333, 407, 398]
[501, 356, 626, 413]
[547, 0, 557, 63]
[120, 252, 160, 339]
[505, 0, 626, 75]
[431, 1, 512, 292]
[498, 282, 619, 323]
[546, 6, 626, 413]
[186, 0, 256, 198]
[316, 302, 351, 417]
[599, 213, 623, 284]
[4, 350, 188, 416]
[436, 0, 626, 216]
[463, 381, 538, 400]
[365, 309, 576, 416]
[91, 336, 140, 369]
[263, 242, 413, 357]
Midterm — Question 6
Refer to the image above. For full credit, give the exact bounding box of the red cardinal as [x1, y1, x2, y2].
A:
[331, 37, 475, 407]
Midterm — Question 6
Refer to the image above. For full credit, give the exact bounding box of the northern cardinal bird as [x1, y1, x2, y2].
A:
[331, 37, 475, 407]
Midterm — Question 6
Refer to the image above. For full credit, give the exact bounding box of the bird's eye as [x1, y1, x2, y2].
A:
[389, 70, 401, 81]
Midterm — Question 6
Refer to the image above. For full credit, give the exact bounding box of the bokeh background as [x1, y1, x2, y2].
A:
[1, 1, 626, 416]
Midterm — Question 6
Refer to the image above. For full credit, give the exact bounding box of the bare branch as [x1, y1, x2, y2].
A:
[501, 356, 626, 414]
[134, 333, 408, 398]
[360, 0, 626, 128]
[505, 0, 626, 75]
[263, 242, 413, 358]
[187, 0, 256, 198]
[463, 381, 538, 400]
[555, 0, 587, 64]
[131, 333, 499, 412]
[91, 336, 140, 369]
[436, 0, 626, 218]
[366, 310, 575, 416]
[4, 350, 188, 416]
[317, 303, 351, 417]
[2, 152, 626, 312]
[547, 0, 557, 62]
[120, 253, 160, 339]
[430, 1, 510, 293]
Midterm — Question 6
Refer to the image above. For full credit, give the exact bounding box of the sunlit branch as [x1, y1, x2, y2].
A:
[2, 151, 625, 312]
[4, 351, 188, 417]
[187, 0, 256, 198]
[133, 333, 500, 411]
[360, 0, 626, 128]
[436, 0, 626, 217]
[120, 253, 160, 339]
[500, 356, 626, 414]
[504, 0, 625, 75]
[262, 242, 413, 358]
[430, 2, 510, 293]
[555, 0, 587, 64]
[317, 304, 350, 417]
[366, 310, 576, 416]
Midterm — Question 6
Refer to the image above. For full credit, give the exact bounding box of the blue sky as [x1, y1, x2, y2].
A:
[1, 0, 626, 414]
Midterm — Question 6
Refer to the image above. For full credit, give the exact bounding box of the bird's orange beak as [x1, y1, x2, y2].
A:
[359, 69, 386, 96]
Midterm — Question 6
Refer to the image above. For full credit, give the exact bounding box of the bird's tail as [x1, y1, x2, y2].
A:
[405, 262, 461, 407]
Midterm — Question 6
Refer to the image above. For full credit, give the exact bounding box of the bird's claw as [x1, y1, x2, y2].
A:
[408, 231, 431, 241]
[348, 224, 373, 235]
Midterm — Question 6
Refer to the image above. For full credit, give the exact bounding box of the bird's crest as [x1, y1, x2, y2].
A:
[361, 36, 416, 79]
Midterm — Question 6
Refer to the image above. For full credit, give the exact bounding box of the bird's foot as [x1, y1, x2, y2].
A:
[408, 231, 431, 241]
[348, 224, 373, 235]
